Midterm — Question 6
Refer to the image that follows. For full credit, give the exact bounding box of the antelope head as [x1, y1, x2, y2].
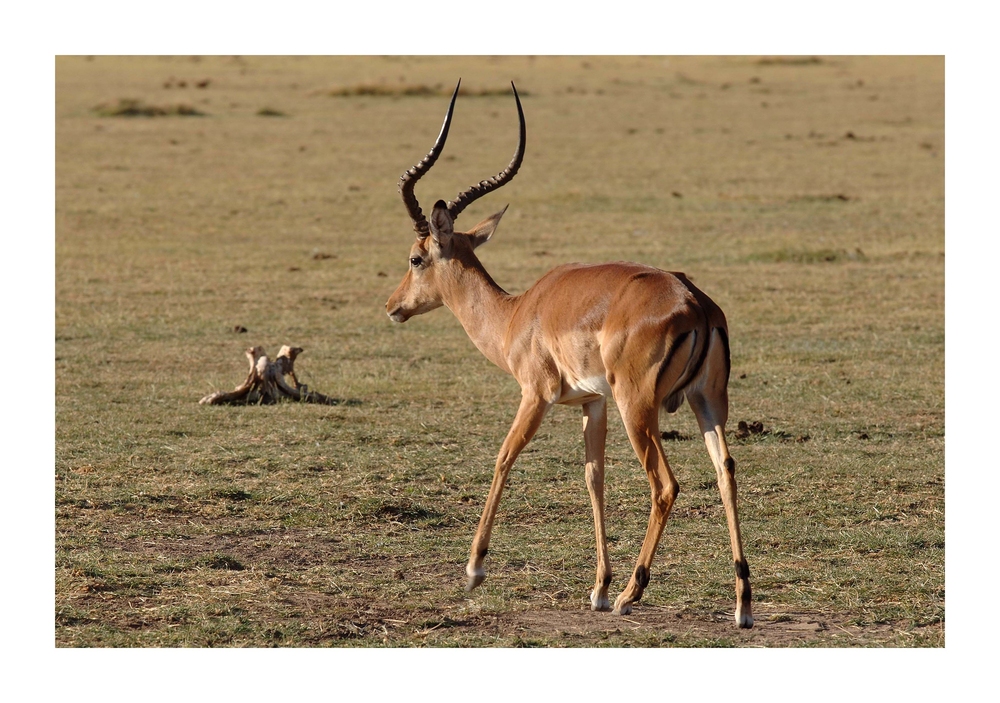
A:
[386, 80, 525, 323]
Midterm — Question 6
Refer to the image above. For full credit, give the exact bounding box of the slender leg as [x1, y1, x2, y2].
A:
[582, 398, 612, 611]
[687, 330, 753, 628]
[466, 392, 552, 591]
[612, 401, 679, 616]
[688, 390, 753, 627]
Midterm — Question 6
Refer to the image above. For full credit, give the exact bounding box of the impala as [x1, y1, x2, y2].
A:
[385, 81, 753, 627]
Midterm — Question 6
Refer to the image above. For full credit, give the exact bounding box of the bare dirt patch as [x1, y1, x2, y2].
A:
[506, 606, 932, 647]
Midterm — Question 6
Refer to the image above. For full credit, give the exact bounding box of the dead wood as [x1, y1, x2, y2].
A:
[199, 345, 340, 405]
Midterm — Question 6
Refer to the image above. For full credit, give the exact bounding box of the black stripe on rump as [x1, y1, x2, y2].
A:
[655, 330, 691, 391]
[662, 325, 710, 399]
[684, 328, 711, 391]
[716, 326, 731, 385]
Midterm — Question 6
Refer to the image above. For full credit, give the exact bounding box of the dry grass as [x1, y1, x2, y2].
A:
[318, 82, 525, 97]
[93, 98, 207, 117]
[56, 55, 943, 647]
[756, 56, 824, 66]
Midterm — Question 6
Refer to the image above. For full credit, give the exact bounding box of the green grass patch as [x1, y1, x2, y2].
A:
[198, 554, 247, 571]
[93, 99, 207, 117]
[756, 56, 824, 66]
[319, 83, 525, 98]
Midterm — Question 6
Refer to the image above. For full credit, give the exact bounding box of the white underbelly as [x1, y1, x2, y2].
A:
[557, 374, 613, 405]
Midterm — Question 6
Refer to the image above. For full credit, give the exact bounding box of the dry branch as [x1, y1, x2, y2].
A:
[199, 345, 340, 405]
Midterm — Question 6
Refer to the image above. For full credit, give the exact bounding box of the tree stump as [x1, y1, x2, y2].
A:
[199, 345, 339, 405]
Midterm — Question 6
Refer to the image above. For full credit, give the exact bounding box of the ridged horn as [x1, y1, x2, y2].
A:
[398, 80, 461, 237]
[447, 82, 526, 220]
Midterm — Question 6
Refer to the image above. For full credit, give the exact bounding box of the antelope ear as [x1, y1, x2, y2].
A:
[466, 205, 508, 249]
[428, 200, 454, 244]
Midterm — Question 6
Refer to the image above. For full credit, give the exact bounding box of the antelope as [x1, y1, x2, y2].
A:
[385, 80, 753, 627]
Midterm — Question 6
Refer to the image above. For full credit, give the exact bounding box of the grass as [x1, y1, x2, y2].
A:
[318, 82, 526, 97]
[745, 247, 867, 264]
[93, 98, 206, 117]
[56, 55, 943, 647]
[757, 56, 824, 66]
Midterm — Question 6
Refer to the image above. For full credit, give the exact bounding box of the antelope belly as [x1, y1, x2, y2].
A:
[558, 375, 613, 404]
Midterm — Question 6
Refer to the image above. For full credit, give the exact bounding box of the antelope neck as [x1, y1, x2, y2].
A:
[440, 259, 517, 374]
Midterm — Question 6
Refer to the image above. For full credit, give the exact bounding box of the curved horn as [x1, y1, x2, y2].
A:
[398, 80, 461, 237]
[447, 82, 525, 221]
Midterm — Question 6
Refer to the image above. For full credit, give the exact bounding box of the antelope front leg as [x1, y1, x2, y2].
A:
[466, 392, 552, 591]
[583, 398, 612, 611]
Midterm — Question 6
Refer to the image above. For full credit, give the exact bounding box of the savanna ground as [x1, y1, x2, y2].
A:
[55, 55, 943, 647]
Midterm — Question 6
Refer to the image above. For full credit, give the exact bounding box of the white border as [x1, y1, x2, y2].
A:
[7, 1, 989, 699]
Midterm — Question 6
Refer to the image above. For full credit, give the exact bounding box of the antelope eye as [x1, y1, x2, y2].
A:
[409, 256, 423, 268]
